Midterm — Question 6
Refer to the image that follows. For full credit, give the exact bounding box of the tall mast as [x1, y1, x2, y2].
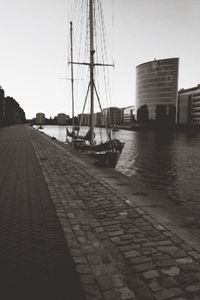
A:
[89, 0, 95, 144]
[70, 21, 75, 132]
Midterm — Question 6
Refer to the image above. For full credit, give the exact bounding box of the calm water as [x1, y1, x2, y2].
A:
[39, 125, 200, 208]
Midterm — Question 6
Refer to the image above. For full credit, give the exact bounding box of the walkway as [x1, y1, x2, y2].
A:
[32, 125, 200, 300]
[1, 125, 200, 300]
[0, 125, 85, 300]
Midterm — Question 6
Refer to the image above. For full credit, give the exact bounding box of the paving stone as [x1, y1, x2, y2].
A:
[135, 286, 155, 300]
[120, 244, 140, 252]
[74, 256, 87, 264]
[107, 230, 124, 237]
[186, 284, 200, 292]
[124, 250, 140, 259]
[148, 280, 162, 292]
[157, 240, 172, 246]
[96, 275, 113, 291]
[80, 274, 96, 285]
[84, 285, 103, 300]
[175, 257, 193, 264]
[142, 270, 160, 280]
[172, 249, 187, 259]
[189, 251, 200, 259]
[161, 266, 180, 276]
[130, 256, 151, 265]
[161, 277, 179, 288]
[134, 262, 156, 272]
[101, 253, 112, 263]
[87, 254, 101, 265]
[155, 287, 182, 300]
[155, 259, 175, 267]
[76, 264, 91, 274]
[103, 290, 120, 300]
[112, 274, 124, 288]
[157, 246, 178, 255]
[180, 242, 193, 251]
[118, 287, 135, 300]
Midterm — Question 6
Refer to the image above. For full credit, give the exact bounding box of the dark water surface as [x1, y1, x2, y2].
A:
[40, 125, 200, 212]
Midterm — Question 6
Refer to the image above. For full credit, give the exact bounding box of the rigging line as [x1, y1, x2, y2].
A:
[112, 0, 115, 59]
[75, 0, 86, 110]
[97, 0, 110, 109]
[94, 82, 111, 139]
[101, 1, 113, 107]
[99, 0, 115, 108]
[95, 0, 103, 108]
[78, 82, 90, 130]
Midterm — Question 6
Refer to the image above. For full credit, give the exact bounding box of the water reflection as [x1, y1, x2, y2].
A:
[40, 125, 200, 210]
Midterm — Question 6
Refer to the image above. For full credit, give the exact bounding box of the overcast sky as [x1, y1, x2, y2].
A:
[1, 0, 200, 119]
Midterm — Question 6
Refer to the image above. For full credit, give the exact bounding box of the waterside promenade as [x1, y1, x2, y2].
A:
[1, 125, 200, 300]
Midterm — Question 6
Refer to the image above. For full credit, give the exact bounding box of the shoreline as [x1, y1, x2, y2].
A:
[36, 126, 200, 252]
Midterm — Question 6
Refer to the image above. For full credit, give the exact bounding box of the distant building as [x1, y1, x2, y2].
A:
[102, 107, 122, 126]
[94, 112, 102, 127]
[0, 87, 5, 126]
[178, 85, 200, 125]
[0, 87, 25, 126]
[4, 97, 25, 125]
[57, 113, 68, 125]
[36, 113, 45, 125]
[78, 113, 90, 126]
[123, 105, 135, 126]
[136, 58, 179, 125]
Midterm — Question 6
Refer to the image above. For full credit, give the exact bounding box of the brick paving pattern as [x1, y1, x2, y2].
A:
[30, 126, 200, 300]
[1, 124, 200, 300]
[0, 125, 85, 300]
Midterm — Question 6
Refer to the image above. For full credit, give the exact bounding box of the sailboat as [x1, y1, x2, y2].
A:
[68, 0, 124, 168]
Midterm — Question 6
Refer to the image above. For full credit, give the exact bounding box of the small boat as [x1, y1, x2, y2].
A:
[68, 1, 124, 168]
[38, 125, 43, 130]
[112, 126, 119, 132]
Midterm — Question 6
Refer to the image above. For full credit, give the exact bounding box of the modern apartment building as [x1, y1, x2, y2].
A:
[123, 105, 135, 126]
[36, 113, 45, 125]
[136, 58, 179, 124]
[102, 107, 122, 127]
[178, 85, 200, 125]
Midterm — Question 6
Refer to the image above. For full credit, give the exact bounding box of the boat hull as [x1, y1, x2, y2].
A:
[90, 151, 121, 168]
[72, 138, 124, 168]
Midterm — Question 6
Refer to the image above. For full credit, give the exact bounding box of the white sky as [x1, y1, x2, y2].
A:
[1, 0, 200, 119]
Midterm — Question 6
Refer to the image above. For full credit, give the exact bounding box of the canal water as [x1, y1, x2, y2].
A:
[39, 125, 200, 211]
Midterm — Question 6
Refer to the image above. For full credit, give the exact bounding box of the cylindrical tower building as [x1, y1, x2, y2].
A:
[136, 58, 179, 124]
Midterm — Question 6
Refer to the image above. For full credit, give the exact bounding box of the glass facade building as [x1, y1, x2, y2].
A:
[136, 58, 179, 124]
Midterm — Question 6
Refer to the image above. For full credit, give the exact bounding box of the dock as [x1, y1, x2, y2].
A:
[1, 124, 200, 300]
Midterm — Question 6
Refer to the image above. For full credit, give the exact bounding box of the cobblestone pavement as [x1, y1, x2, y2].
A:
[30, 126, 200, 300]
[0, 125, 85, 300]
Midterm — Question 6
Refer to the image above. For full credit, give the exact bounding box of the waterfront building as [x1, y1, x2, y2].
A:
[57, 113, 68, 125]
[102, 107, 122, 127]
[123, 105, 135, 126]
[136, 58, 179, 125]
[0, 87, 5, 126]
[78, 113, 90, 126]
[36, 113, 45, 125]
[0, 88, 25, 126]
[94, 112, 102, 127]
[4, 97, 25, 125]
[178, 84, 200, 125]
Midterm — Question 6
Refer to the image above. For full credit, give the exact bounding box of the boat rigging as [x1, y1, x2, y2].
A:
[67, 0, 124, 167]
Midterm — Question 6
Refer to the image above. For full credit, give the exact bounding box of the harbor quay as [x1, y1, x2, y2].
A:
[1, 125, 200, 299]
